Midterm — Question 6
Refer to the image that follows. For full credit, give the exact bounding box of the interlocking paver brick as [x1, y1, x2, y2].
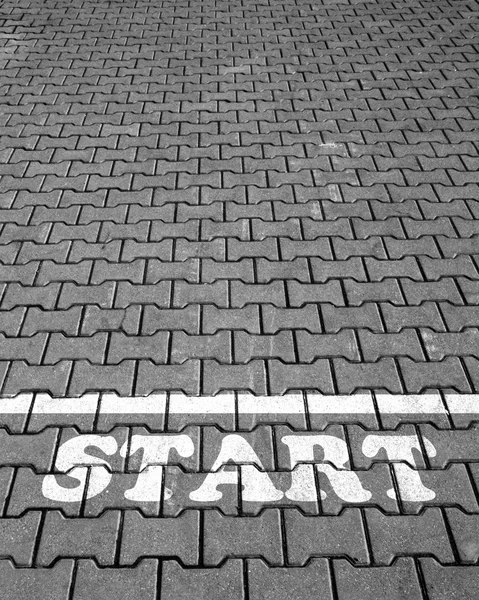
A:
[202, 259, 255, 283]
[366, 508, 453, 565]
[203, 305, 260, 334]
[161, 560, 243, 600]
[257, 259, 310, 283]
[446, 509, 479, 564]
[115, 282, 171, 309]
[16, 241, 70, 264]
[0, 513, 41, 566]
[1, 283, 60, 310]
[174, 281, 228, 308]
[420, 559, 479, 600]
[204, 509, 282, 566]
[231, 281, 286, 308]
[203, 360, 267, 395]
[262, 305, 322, 333]
[311, 258, 368, 282]
[81, 306, 141, 335]
[385, 236, 441, 259]
[49, 223, 100, 244]
[297, 331, 360, 361]
[235, 332, 296, 363]
[70, 240, 122, 263]
[36, 510, 120, 566]
[107, 332, 169, 364]
[285, 509, 369, 566]
[7, 467, 82, 516]
[0, 223, 49, 244]
[421, 329, 479, 360]
[334, 558, 423, 600]
[3, 362, 71, 397]
[281, 239, 332, 260]
[73, 559, 158, 600]
[141, 305, 199, 335]
[44, 333, 108, 365]
[287, 281, 345, 307]
[0, 333, 47, 364]
[357, 330, 424, 361]
[0, 263, 38, 285]
[122, 240, 172, 262]
[380, 302, 446, 332]
[120, 510, 199, 565]
[0, 428, 57, 470]
[334, 358, 403, 394]
[0, 560, 74, 600]
[68, 361, 135, 396]
[321, 304, 383, 333]
[58, 282, 115, 310]
[248, 559, 333, 600]
[399, 357, 472, 393]
[269, 360, 334, 394]
[91, 259, 145, 285]
[171, 331, 231, 363]
[333, 238, 386, 260]
[401, 279, 464, 305]
[136, 360, 200, 395]
[419, 425, 479, 467]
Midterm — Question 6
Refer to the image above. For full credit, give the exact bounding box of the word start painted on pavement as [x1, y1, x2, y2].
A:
[43, 432, 438, 504]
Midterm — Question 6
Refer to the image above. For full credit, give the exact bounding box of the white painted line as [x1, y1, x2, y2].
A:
[376, 393, 445, 414]
[32, 394, 98, 414]
[445, 394, 479, 414]
[307, 393, 375, 414]
[100, 393, 166, 414]
[238, 394, 304, 414]
[0, 393, 478, 415]
[169, 392, 235, 414]
[0, 393, 33, 413]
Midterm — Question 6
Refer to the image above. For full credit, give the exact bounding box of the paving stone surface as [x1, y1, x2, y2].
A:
[1, 0, 479, 596]
[0, 0, 477, 396]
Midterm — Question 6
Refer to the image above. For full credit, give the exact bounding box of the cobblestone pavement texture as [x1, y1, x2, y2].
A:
[1, 0, 479, 595]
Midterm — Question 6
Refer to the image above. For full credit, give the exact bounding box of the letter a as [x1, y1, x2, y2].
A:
[122, 434, 194, 501]
[190, 435, 283, 502]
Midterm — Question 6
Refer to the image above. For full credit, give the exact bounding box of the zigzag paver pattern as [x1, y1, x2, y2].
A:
[1, 0, 479, 596]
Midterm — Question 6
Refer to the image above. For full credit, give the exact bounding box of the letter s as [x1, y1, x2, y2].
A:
[42, 435, 117, 502]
